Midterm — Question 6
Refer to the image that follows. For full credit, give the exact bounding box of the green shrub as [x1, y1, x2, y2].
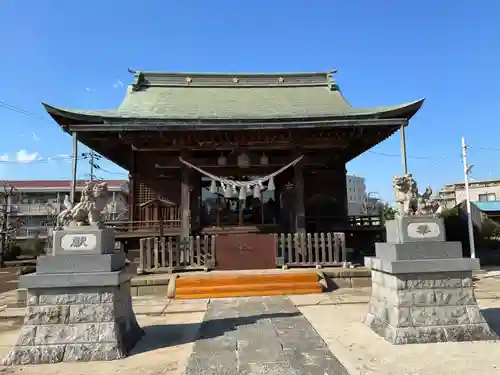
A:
[31, 239, 46, 257]
[439, 207, 460, 218]
[4, 244, 21, 261]
[480, 218, 500, 240]
[382, 204, 397, 221]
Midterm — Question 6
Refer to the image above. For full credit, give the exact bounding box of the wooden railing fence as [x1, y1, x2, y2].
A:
[275, 232, 346, 268]
[347, 215, 382, 228]
[139, 235, 216, 273]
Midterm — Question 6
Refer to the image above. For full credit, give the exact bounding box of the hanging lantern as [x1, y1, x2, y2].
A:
[238, 186, 247, 200]
[209, 180, 217, 194]
[260, 153, 268, 165]
[224, 186, 233, 198]
[237, 152, 250, 168]
[231, 185, 238, 197]
[253, 184, 261, 199]
[267, 177, 275, 191]
[217, 154, 227, 166]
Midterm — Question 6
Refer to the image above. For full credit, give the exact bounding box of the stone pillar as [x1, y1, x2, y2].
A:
[3, 227, 143, 365]
[364, 216, 497, 344]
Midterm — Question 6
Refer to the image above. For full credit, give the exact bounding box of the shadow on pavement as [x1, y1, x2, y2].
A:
[481, 307, 500, 336]
[131, 311, 300, 355]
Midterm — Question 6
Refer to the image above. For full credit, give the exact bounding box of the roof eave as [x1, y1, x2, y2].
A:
[42, 98, 424, 129]
[380, 98, 425, 120]
[42, 103, 107, 126]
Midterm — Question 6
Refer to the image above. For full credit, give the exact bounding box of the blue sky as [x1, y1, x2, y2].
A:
[0, 0, 499, 202]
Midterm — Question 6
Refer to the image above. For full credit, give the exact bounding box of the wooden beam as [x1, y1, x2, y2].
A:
[115, 128, 356, 151]
[152, 153, 341, 170]
[129, 150, 137, 224]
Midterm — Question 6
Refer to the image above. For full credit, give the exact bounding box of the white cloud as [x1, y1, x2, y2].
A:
[85, 87, 94, 92]
[32, 132, 40, 141]
[47, 154, 70, 161]
[0, 154, 9, 162]
[112, 79, 124, 89]
[15, 150, 39, 163]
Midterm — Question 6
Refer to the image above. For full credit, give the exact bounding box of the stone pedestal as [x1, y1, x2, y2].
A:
[3, 227, 143, 365]
[364, 216, 497, 344]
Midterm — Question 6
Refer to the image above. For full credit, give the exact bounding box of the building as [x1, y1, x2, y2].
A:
[43, 69, 424, 270]
[2, 180, 128, 241]
[346, 175, 367, 215]
[365, 194, 383, 216]
[439, 179, 500, 209]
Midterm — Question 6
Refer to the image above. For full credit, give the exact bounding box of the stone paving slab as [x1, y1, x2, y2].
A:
[164, 300, 208, 314]
[300, 299, 500, 375]
[0, 312, 205, 375]
[182, 296, 349, 375]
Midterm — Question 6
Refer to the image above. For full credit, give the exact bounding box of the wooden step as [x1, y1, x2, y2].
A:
[176, 287, 323, 300]
[176, 281, 319, 295]
[176, 273, 318, 287]
[174, 272, 322, 299]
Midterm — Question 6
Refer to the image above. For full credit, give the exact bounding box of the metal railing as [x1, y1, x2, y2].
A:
[16, 227, 50, 238]
[107, 219, 181, 232]
[11, 203, 61, 215]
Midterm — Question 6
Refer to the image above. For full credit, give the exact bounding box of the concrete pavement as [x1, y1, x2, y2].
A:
[1, 274, 500, 374]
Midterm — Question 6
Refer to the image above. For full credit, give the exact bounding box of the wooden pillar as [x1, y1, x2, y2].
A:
[189, 174, 200, 232]
[70, 132, 78, 204]
[129, 150, 137, 225]
[294, 158, 306, 233]
[400, 123, 408, 175]
[341, 166, 349, 221]
[180, 164, 191, 239]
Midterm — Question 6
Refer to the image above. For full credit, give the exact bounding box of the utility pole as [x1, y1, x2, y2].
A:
[462, 136, 476, 259]
[0, 183, 20, 268]
[81, 150, 102, 181]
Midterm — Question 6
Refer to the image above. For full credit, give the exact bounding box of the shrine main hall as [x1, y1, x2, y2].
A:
[43, 69, 423, 271]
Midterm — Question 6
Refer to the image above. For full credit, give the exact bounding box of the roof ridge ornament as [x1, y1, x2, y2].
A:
[278, 77, 285, 84]
[131, 71, 145, 92]
[185, 77, 193, 85]
[327, 68, 339, 91]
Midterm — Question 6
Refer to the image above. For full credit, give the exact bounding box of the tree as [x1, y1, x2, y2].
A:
[0, 183, 22, 267]
[382, 203, 398, 221]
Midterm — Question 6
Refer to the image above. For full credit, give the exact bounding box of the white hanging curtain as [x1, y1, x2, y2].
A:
[179, 155, 304, 199]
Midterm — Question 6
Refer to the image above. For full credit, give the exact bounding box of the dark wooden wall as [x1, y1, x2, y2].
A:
[304, 166, 348, 232]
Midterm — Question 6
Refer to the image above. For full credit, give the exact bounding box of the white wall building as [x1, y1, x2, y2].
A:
[346, 175, 367, 216]
[438, 179, 500, 209]
[0, 180, 128, 241]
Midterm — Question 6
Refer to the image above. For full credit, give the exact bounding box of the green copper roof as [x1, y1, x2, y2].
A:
[43, 70, 424, 123]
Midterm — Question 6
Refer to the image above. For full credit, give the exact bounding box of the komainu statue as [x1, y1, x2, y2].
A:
[392, 174, 440, 217]
[56, 181, 109, 229]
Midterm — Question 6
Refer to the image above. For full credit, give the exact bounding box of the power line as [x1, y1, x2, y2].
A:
[99, 167, 128, 176]
[0, 100, 51, 123]
[0, 156, 85, 165]
[367, 150, 431, 160]
[470, 146, 500, 153]
[81, 151, 103, 180]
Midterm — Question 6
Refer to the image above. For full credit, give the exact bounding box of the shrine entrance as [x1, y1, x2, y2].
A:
[183, 155, 301, 271]
[214, 233, 277, 270]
